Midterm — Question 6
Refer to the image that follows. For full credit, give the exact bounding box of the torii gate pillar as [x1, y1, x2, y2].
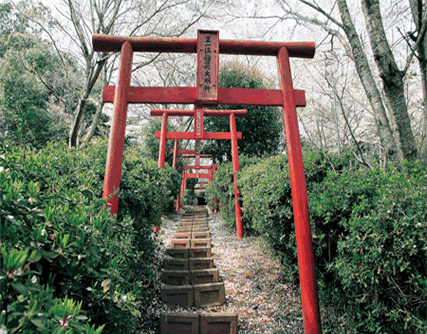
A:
[102, 42, 133, 214]
[230, 113, 243, 238]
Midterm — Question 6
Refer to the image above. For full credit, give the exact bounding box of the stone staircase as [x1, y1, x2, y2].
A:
[160, 207, 238, 334]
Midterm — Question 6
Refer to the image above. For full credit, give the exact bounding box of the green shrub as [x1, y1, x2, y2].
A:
[205, 155, 261, 231]
[219, 149, 426, 333]
[205, 162, 234, 227]
[237, 151, 346, 283]
[118, 145, 180, 246]
[0, 140, 180, 333]
[182, 178, 198, 206]
[330, 163, 427, 333]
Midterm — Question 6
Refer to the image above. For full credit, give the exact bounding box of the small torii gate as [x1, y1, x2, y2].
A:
[171, 149, 214, 211]
[151, 107, 247, 237]
[94, 30, 321, 333]
[177, 165, 211, 208]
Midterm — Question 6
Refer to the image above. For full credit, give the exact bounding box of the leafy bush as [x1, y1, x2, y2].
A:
[237, 151, 346, 283]
[205, 155, 262, 231]
[0, 140, 180, 333]
[118, 145, 180, 238]
[209, 149, 426, 332]
[182, 178, 198, 206]
[330, 163, 427, 333]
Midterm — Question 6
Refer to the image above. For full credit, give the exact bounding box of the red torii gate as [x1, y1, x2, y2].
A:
[151, 107, 247, 238]
[172, 149, 213, 211]
[94, 30, 321, 333]
[150, 108, 246, 168]
[176, 164, 214, 210]
[171, 149, 218, 212]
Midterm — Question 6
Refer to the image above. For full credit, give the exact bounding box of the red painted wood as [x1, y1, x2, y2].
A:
[93, 34, 315, 58]
[230, 114, 243, 239]
[212, 165, 217, 213]
[176, 168, 184, 211]
[173, 139, 178, 169]
[158, 112, 168, 168]
[175, 191, 181, 211]
[184, 166, 211, 169]
[208, 168, 213, 183]
[151, 109, 247, 117]
[104, 86, 306, 107]
[186, 173, 210, 178]
[278, 47, 321, 334]
[179, 154, 211, 158]
[155, 131, 242, 140]
[102, 42, 134, 215]
[171, 149, 199, 154]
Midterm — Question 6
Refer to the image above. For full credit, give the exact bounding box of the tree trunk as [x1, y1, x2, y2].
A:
[68, 58, 106, 147]
[337, 0, 399, 165]
[80, 59, 108, 148]
[68, 93, 90, 147]
[361, 0, 417, 162]
[418, 53, 427, 160]
[80, 100, 105, 148]
[409, 0, 427, 160]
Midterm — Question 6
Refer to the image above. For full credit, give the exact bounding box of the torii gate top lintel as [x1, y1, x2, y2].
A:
[93, 33, 315, 58]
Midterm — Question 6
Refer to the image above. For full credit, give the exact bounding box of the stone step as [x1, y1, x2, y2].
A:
[175, 226, 209, 232]
[174, 228, 193, 233]
[161, 313, 237, 334]
[166, 248, 189, 259]
[177, 222, 209, 227]
[165, 247, 211, 259]
[161, 269, 219, 285]
[178, 222, 194, 226]
[200, 313, 238, 334]
[164, 257, 214, 271]
[161, 270, 192, 286]
[170, 239, 191, 249]
[163, 258, 189, 271]
[161, 285, 193, 306]
[194, 282, 226, 307]
[192, 232, 211, 239]
[173, 232, 192, 239]
[192, 227, 210, 232]
[160, 313, 198, 334]
[191, 269, 219, 285]
[191, 223, 209, 227]
[161, 282, 225, 307]
[175, 226, 208, 232]
[190, 238, 211, 248]
[189, 257, 214, 270]
[190, 247, 211, 258]
[172, 233, 211, 241]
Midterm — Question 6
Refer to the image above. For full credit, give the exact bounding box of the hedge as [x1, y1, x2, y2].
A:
[204, 155, 261, 231]
[0, 140, 180, 333]
[206, 151, 427, 333]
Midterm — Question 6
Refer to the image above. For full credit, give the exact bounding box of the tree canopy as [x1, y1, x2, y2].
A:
[0, 3, 72, 148]
[202, 62, 284, 162]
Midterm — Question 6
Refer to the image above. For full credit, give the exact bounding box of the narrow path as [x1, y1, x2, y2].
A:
[154, 207, 305, 333]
